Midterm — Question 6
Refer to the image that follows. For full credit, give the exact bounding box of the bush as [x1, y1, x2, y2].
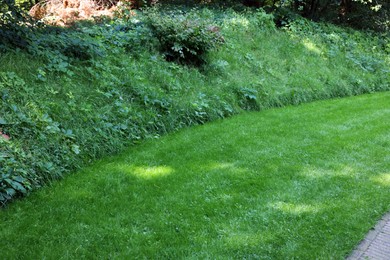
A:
[273, 7, 299, 28]
[0, 71, 84, 205]
[144, 8, 224, 65]
[236, 87, 259, 110]
[0, 2, 35, 51]
[30, 27, 105, 60]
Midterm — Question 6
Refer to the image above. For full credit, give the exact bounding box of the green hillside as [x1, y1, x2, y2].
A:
[1, 7, 389, 204]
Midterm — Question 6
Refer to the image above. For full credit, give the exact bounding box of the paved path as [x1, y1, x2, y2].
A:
[347, 213, 390, 260]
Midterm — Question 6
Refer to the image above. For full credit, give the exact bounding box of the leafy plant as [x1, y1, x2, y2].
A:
[0, 72, 82, 204]
[236, 87, 259, 110]
[0, 167, 31, 206]
[0, 1, 36, 51]
[144, 8, 224, 65]
[273, 6, 299, 28]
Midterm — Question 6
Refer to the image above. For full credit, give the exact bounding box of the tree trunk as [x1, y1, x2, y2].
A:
[340, 0, 352, 16]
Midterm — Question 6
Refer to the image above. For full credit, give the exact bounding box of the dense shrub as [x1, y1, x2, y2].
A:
[272, 7, 299, 28]
[0, 1, 35, 51]
[144, 8, 224, 65]
[30, 28, 105, 60]
[235, 87, 259, 110]
[270, 0, 390, 32]
[339, 0, 389, 32]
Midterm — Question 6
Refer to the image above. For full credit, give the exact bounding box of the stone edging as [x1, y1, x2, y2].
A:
[347, 212, 390, 259]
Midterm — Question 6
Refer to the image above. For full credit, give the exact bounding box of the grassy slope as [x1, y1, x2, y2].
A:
[1, 10, 389, 194]
[1, 92, 389, 258]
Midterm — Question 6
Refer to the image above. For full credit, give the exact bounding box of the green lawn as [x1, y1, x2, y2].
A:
[1, 92, 389, 258]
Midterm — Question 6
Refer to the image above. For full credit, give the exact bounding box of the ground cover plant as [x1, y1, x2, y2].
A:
[1, 7, 389, 204]
[1, 92, 389, 258]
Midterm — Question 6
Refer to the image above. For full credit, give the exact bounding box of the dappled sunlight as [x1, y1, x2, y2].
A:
[371, 173, 390, 187]
[112, 164, 174, 180]
[269, 201, 322, 215]
[300, 165, 359, 179]
[203, 161, 249, 176]
[132, 165, 174, 179]
[302, 39, 322, 55]
[224, 17, 250, 29]
[207, 162, 236, 170]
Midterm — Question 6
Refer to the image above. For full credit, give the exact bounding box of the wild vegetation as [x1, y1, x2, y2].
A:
[1, 2, 389, 205]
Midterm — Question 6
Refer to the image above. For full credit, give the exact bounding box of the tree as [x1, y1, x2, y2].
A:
[270, 0, 389, 31]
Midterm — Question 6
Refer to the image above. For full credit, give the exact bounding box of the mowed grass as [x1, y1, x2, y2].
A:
[1, 92, 389, 258]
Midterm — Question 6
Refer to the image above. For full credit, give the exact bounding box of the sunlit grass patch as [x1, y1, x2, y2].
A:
[270, 201, 322, 214]
[371, 173, 390, 187]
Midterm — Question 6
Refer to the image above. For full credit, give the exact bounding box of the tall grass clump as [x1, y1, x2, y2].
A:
[209, 9, 389, 107]
[0, 6, 389, 205]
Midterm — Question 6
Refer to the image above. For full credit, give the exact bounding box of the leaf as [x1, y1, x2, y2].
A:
[119, 124, 128, 130]
[71, 144, 80, 155]
[0, 118, 7, 125]
[0, 192, 11, 201]
[10, 181, 27, 194]
[4, 178, 13, 185]
[13, 176, 26, 183]
[5, 187, 16, 196]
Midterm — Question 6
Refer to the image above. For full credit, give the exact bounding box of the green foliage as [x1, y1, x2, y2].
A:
[131, 0, 389, 32]
[0, 7, 389, 205]
[273, 0, 389, 32]
[33, 31, 104, 61]
[14, 0, 39, 12]
[144, 7, 225, 65]
[0, 143, 35, 207]
[0, 1, 35, 51]
[272, 6, 299, 28]
[27, 27, 106, 76]
[236, 87, 259, 110]
[286, 19, 390, 76]
[0, 170, 29, 206]
[341, 0, 389, 32]
[0, 71, 82, 204]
